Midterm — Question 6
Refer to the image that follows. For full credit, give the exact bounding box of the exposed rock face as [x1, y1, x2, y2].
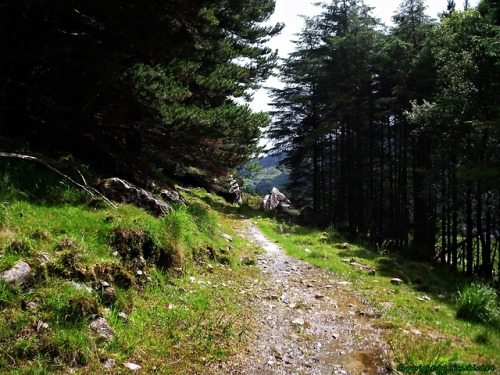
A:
[159, 187, 186, 205]
[219, 232, 233, 242]
[342, 258, 376, 275]
[99, 281, 117, 305]
[93, 178, 172, 217]
[173, 172, 243, 204]
[212, 174, 243, 205]
[1, 260, 34, 290]
[117, 164, 188, 206]
[228, 175, 243, 205]
[390, 278, 404, 285]
[261, 187, 295, 213]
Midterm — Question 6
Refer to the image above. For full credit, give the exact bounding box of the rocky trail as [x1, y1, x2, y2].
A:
[211, 219, 390, 375]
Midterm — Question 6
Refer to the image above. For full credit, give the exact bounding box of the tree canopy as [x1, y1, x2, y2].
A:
[0, 0, 282, 177]
[268, 0, 500, 282]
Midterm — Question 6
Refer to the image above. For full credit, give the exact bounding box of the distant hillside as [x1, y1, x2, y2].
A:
[241, 153, 289, 195]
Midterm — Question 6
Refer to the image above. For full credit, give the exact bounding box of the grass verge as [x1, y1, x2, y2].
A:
[0, 184, 263, 374]
[249, 214, 500, 370]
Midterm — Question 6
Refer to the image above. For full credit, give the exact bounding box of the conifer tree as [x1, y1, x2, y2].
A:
[408, 8, 500, 275]
[0, 0, 282, 177]
[267, 0, 499, 282]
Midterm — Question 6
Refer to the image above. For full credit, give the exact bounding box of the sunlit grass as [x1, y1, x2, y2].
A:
[0, 185, 262, 373]
[455, 283, 500, 327]
[252, 215, 500, 368]
[3, 161, 497, 373]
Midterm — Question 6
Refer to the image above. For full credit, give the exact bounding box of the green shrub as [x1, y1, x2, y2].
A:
[455, 283, 500, 328]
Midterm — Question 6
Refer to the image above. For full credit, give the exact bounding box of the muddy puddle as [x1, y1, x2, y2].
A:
[209, 220, 389, 374]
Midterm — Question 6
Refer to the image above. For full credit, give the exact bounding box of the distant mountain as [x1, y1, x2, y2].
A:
[257, 153, 287, 168]
[240, 153, 289, 195]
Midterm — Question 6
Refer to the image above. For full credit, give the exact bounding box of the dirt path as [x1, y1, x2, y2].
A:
[211, 219, 389, 375]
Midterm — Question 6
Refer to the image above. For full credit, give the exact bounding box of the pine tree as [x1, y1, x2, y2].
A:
[268, 13, 326, 209]
[0, 0, 282, 177]
[388, 0, 436, 255]
[269, 0, 385, 237]
[408, 8, 500, 275]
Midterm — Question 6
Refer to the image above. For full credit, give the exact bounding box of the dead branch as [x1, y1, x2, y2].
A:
[0, 152, 117, 208]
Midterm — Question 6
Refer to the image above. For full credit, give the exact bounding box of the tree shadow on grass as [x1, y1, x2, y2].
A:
[199, 193, 278, 223]
[200, 191, 474, 315]
[337, 248, 379, 261]
[334, 240, 470, 302]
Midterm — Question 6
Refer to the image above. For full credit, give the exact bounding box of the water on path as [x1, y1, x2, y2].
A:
[210, 220, 389, 375]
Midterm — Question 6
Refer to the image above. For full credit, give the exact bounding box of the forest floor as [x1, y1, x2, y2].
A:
[209, 219, 389, 375]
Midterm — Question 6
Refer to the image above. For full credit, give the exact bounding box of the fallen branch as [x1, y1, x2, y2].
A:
[0, 152, 117, 208]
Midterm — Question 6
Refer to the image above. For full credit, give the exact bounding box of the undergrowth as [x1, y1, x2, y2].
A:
[455, 283, 500, 329]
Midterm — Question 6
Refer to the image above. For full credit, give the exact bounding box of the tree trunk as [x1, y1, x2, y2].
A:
[440, 167, 447, 264]
[451, 164, 458, 269]
[466, 184, 473, 276]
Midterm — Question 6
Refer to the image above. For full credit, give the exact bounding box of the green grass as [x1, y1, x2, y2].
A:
[455, 283, 500, 328]
[0, 180, 263, 373]
[249, 214, 500, 369]
[3, 157, 497, 372]
[0, 280, 16, 306]
[0, 158, 89, 206]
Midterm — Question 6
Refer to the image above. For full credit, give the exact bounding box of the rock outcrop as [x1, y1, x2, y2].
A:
[228, 175, 243, 205]
[261, 187, 297, 216]
[262, 187, 288, 210]
[341, 258, 376, 275]
[93, 178, 172, 217]
[1, 260, 34, 290]
[89, 317, 115, 342]
[212, 174, 243, 205]
[173, 172, 243, 205]
[390, 278, 404, 285]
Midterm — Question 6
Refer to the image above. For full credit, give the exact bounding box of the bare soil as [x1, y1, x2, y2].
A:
[209, 219, 390, 374]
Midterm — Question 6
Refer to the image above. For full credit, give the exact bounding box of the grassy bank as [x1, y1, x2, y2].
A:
[1, 157, 498, 373]
[0, 171, 263, 374]
[251, 215, 500, 371]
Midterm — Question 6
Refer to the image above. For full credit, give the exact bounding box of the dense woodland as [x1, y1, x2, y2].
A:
[0, 0, 281, 178]
[1, 2, 499, 372]
[0, 1, 499, 284]
[268, 0, 500, 282]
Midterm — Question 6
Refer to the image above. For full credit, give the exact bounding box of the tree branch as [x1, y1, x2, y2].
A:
[0, 152, 117, 208]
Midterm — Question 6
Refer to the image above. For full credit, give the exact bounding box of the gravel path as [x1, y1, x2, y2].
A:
[211, 219, 389, 375]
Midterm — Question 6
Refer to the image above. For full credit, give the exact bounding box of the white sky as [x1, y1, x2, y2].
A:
[250, 0, 478, 113]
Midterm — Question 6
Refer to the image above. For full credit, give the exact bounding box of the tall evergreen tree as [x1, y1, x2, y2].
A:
[0, 1, 282, 178]
[268, 14, 326, 209]
[440, 0, 457, 17]
[267, 0, 499, 282]
[408, 8, 500, 276]
[269, 0, 385, 237]
[387, 0, 436, 255]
